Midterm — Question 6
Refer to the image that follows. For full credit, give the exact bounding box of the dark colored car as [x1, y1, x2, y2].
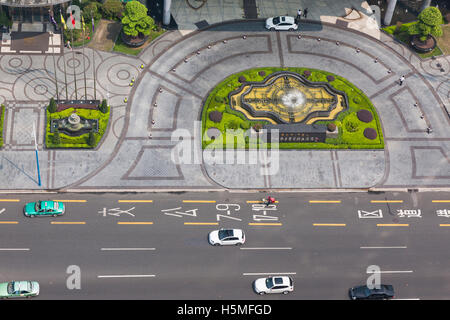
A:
[349, 285, 395, 300]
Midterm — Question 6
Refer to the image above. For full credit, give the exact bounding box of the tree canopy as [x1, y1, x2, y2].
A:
[121, 1, 154, 37]
[408, 6, 443, 40]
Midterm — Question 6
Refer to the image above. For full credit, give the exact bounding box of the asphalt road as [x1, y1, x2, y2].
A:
[0, 191, 450, 299]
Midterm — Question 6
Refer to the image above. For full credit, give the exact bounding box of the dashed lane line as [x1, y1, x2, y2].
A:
[370, 200, 403, 203]
[0, 248, 30, 251]
[51, 221, 86, 225]
[0, 199, 20, 202]
[0, 221, 19, 224]
[184, 222, 219, 226]
[101, 248, 156, 251]
[248, 223, 283, 226]
[117, 222, 154, 225]
[243, 272, 297, 276]
[313, 223, 346, 227]
[377, 224, 409, 227]
[240, 247, 292, 250]
[183, 200, 216, 203]
[97, 274, 156, 278]
[360, 246, 407, 249]
[51, 200, 87, 203]
[309, 200, 342, 204]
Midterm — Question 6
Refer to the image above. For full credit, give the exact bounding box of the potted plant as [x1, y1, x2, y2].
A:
[408, 6, 443, 53]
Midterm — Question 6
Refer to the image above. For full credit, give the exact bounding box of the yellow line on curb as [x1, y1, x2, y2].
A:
[371, 200, 403, 203]
[182, 200, 216, 203]
[184, 222, 219, 225]
[52, 200, 87, 203]
[309, 200, 342, 204]
[377, 224, 409, 227]
[248, 223, 283, 226]
[51, 221, 86, 225]
[0, 221, 19, 224]
[433, 200, 450, 203]
[118, 200, 153, 203]
[0, 199, 20, 202]
[313, 223, 346, 227]
[117, 222, 154, 225]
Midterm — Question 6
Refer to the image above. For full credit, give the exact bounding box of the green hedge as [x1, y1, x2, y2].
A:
[46, 107, 110, 149]
[202, 67, 384, 150]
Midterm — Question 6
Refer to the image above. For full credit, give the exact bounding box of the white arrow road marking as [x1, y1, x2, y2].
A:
[0, 208, 5, 215]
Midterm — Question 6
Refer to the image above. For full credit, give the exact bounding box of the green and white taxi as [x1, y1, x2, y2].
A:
[0, 281, 40, 298]
[23, 200, 65, 217]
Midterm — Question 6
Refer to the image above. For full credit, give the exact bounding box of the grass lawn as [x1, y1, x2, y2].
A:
[382, 21, 446, 58]
[113, 28, 166, 56]
[437, 24, 450, 55]
[202, 67, 384, 150]
[46, 107, 110, 149]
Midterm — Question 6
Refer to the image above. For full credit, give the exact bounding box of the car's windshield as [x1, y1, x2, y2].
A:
[7, 282, 14, 294]
[265, 278, 274, 289]
[218, 229, 233, 240]
[273, 17, 280, 25]
[35, 202, 41, 211]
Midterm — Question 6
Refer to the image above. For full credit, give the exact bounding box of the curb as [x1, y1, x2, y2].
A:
[0, 187, 448, 194]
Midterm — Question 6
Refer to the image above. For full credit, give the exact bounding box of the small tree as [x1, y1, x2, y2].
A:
[48, 98, 57, 113]
[83, 2, 101, 21]
[102, 0, 124, 20]
[408, 6, 443, 41]
[88, 131, 96, 147]
[121, 1, 154, 38]
[99, 99, 108, 113]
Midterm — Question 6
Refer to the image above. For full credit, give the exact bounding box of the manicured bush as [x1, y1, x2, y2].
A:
[209, 110, 223, 123]
[48, 98, 57, 113]
[83, 2, 101, 21]
[326, 75, 335, 82]
[252, 123, 262, 132]
[258, 71, 266, 77]
[99, 99, 108, 113]
[88, 131, 96, 146]
[0, 104, 4, 147]
[53, 129, 61, 145]
[303, 70, 311, 77]
[238, 76, 246, 83]
[408, 6, 443, 41]
[121, 1, 154, 38]
[345, 119, 359, 132]
[226, 119, 240, 130]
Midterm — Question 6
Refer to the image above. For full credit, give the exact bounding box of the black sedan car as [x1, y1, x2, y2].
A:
[349, 285, 395, 300]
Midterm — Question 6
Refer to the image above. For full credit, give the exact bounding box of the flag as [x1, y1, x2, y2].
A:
[70, 11, 75, 27]
[81, 15, 85, 32]
[60, 13, 67, 30]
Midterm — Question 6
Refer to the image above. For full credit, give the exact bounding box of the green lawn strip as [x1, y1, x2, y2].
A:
[382, 21, 445, 58]
[0, 104, 4, 148]
[202, 67, 384, 150]
[46, 107, 110, 149]
[113, 28, 166, 56]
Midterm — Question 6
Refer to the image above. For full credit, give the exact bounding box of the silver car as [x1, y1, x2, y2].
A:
[208, 228, 245, 246]
[265, 16, 298, 31]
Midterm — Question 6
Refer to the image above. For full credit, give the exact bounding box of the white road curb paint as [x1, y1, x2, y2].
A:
[100, 248, 156, 251]
[0, 248, 30, 251]
[360, 246, 407, 249]
[240, 247, 292, 250]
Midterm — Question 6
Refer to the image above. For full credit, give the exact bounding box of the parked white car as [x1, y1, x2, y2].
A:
[265, 16, 298, 31]
[208, 228, 245, 246]
[253, 276, 294, 295]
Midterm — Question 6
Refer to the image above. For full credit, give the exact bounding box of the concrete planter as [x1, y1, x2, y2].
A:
[410, 34, 437, 53]
[120, 29, 149, 48]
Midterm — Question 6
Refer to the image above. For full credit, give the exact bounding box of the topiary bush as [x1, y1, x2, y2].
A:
[345, 119, 359, 133]
[48, 98, 57, 113]
[209, 110, 223, 123]
[226, 119, 240, 130]
[408, 6, 443, 41]
[99, 99, 108, 114]
[88, 130, 96, 147]
[52, 129, 61, 145]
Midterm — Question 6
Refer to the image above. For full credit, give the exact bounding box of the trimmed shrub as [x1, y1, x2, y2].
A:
[408, 6, 443, 40]
[226, 119, 240, 130]
[99, 99, 108, 113]
[209, 110, 223, 123]
[48, 98, 57, 113]
[327, 123, 337, 132]
[258, 71, 266, 77]
[326, 75, 335, 82]
[88, 131, 96, 147]
[53, 129, 61, 145]
[345, 119, 359, 133]
[252, 123, 262, 132]
[102, 0, 124, 20]
[238, 76, 246, 83]
[303, 70, 311, 78]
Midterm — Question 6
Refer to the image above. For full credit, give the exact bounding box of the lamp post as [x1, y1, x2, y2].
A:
[32, 122, 41, 187]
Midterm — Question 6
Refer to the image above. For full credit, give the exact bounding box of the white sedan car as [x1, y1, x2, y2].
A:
[253, 276, 294, 295]
[208, 228, 245, 246]
[265, 16, 298, 31]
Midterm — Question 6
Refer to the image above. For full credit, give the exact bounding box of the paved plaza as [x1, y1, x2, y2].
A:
[0, 15, 448, 190]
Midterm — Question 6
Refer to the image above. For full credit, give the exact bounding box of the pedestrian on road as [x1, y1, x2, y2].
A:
[303, 8, 308, 18]
[399, 75, 405, 85]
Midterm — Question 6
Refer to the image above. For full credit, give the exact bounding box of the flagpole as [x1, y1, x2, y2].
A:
[49, 8, 59, 101]
[60, 8, 68, 100]
[91, 13, 97, 101]
[70, 4, 77, 100]
[82, 16, 87, 99]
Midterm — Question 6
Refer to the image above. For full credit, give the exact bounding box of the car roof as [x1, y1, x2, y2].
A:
[271, 276, 291, 285]
[39, 200, 55, 210]
[279, 16, 295, 23]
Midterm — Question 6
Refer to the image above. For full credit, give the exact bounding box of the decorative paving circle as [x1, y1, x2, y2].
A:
[117, 70, 131, 80]
[67, 57, 81, 69]
[33, 84, 48, 95]
[8, 58, 23, 68]
[106, 63, 139, 87]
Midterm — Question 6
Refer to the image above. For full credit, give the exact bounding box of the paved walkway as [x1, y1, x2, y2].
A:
[0, 18, 448, 190]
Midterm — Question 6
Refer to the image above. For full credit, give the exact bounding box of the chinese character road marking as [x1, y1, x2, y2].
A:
[162, 207, 198, 218]
[436, 209, 450, 218]
[99, 207, 136, 217]
[397, 209, 422, 218]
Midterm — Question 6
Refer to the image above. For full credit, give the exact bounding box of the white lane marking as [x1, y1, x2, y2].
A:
[0, 208, 5, 215]
[97, 275, 156, 278]
[393, 298, 421, 300]
[243, 272, 297, 276]
[0, 248, 30, 251]
[366, 270, 413, 274]
[240, 247, 292, 250]
[360, 246, 407, 249]
[101, 248, 156, 251]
